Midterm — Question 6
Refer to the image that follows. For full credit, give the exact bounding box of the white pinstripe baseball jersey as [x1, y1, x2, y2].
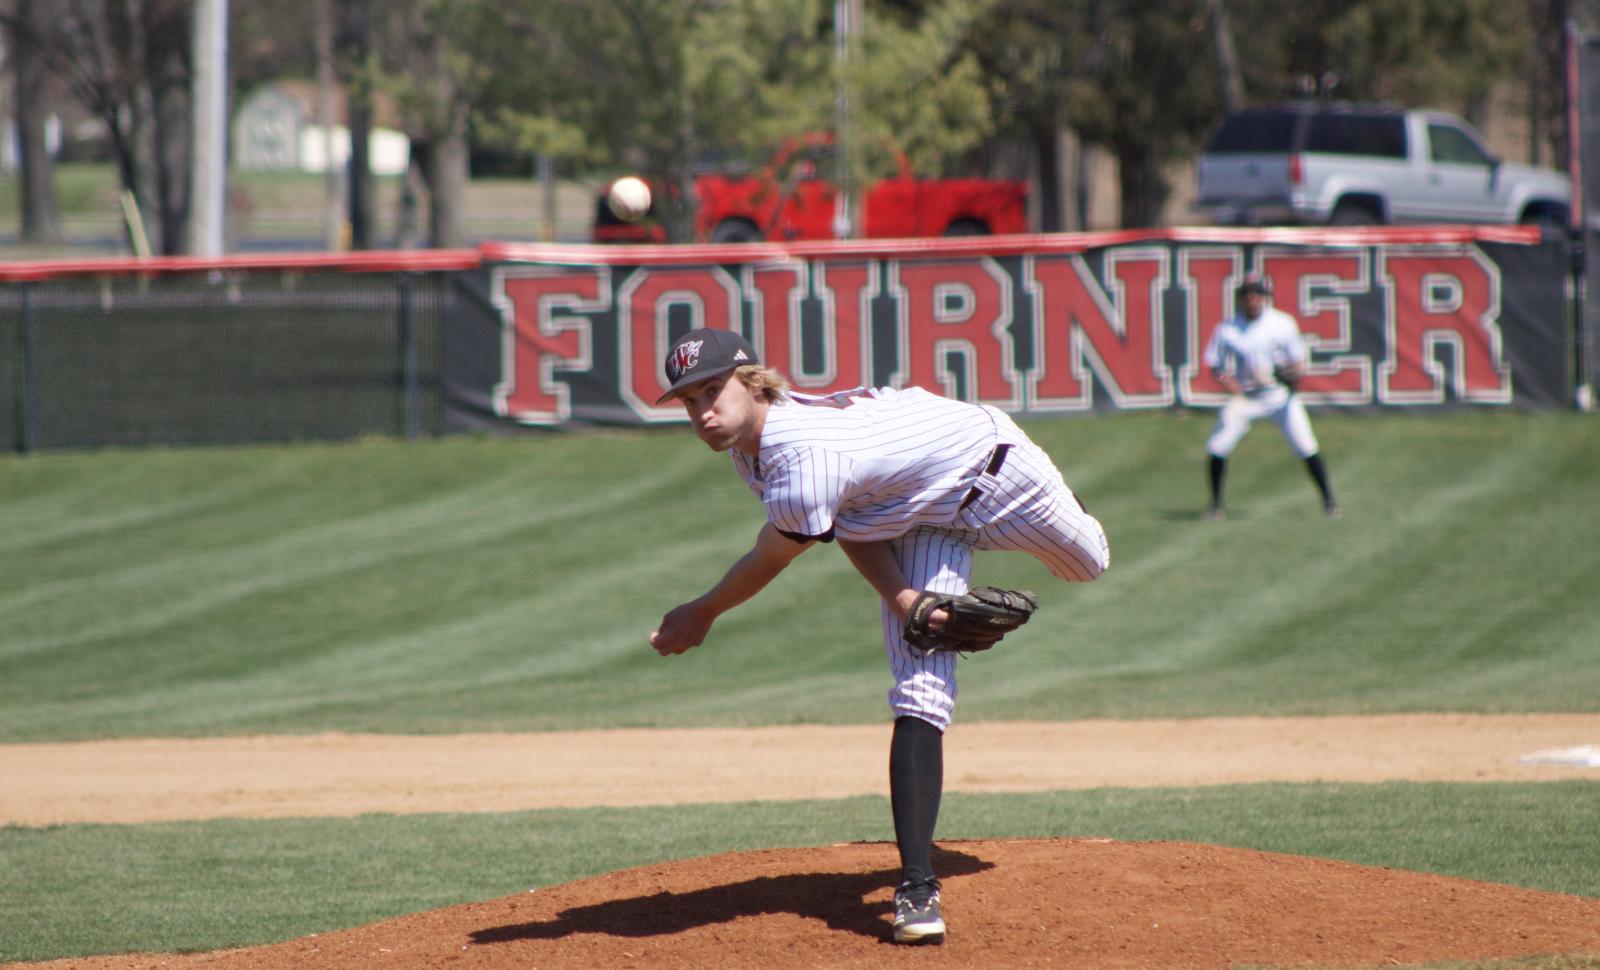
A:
[1203, 305, 1307, 396]
[729, 384, 1110, 731]
[730, 386, 998, 543]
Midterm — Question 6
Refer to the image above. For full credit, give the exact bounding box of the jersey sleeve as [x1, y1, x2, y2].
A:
[1202, 322, 1229, 373]
[759, 445, 852, 542]
[1275, 315, 1310, 367]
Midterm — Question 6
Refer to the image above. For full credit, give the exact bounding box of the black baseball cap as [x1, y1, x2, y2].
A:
[656, 327, 760, 404]
[1238, 271, 1271, 296]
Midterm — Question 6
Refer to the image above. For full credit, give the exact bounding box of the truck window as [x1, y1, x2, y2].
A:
[1204, 111, 1297, 153]
[1305, 114, 1407, 158]
[1427, 123, 1494, 166]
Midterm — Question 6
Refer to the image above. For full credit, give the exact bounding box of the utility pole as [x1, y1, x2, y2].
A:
[189, 0, 230, 256]
[833, 0, 862, 239]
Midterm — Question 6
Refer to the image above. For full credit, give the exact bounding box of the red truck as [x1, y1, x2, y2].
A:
[594, 132, 1029, 244]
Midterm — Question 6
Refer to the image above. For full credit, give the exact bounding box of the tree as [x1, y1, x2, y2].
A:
[5, 0, 64, 243]
[336, 0, 375, 249]
[971, 1, 1227, 230]
[1083, 2, 1220, 228]
[1220, 0, 1530, 108]
[20, 0, 195, 254]
[833, 0, 1001, 180]
[1207, 0, 1244, 115]
[1522, 0, 1600, 170]
[454, 0, 1000, 241]
[973, 0, 1558, 231]
[965, 0, 1079, 231]
[688, 0, 1004, 227]
[451, 0, 721, 242]
[346, 1, 462, 248]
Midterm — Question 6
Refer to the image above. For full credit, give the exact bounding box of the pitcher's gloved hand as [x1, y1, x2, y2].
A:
[902, 586, 1039, 653]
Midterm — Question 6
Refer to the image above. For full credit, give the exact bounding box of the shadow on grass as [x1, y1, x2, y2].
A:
[1153, 508, 1243, 522]
[469, 845, 991, 945]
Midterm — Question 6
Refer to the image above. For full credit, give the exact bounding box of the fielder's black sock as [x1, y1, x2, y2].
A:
[889, 715, 943, 885]
[1207, 454, 1227, 510]
[1304, 453, 1335, 504]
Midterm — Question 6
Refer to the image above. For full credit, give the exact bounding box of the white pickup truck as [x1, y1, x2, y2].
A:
[1195, 102, 1570, 228]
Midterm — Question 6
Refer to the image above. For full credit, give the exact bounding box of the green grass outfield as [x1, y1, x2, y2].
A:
[2, 410, 1599, 965]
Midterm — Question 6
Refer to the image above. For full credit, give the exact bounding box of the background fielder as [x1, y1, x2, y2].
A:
[648, 327, 1109, 945]
[1202, 272, 1340, 520]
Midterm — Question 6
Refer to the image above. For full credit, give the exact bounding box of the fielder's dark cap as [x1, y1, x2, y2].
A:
[1238, 272, 1271, 296]
[657, 327, 759, 404]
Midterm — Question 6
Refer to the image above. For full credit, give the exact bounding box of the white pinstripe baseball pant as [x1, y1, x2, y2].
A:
[882, 421, 1109, 731]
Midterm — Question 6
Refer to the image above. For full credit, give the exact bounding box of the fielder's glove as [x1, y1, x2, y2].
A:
[1273, 366, 1300, 392]
[903, 586, 1039, 654]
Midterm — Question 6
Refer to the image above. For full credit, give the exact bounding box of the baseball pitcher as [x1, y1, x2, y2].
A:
[649, 327, 1110, 944]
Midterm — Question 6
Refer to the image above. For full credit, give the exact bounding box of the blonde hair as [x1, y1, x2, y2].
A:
[734, 364, 790, 403]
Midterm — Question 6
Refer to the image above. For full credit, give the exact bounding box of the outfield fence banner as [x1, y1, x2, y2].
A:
[452, 227, 1573, 431]
[0, 230, 1578, 453]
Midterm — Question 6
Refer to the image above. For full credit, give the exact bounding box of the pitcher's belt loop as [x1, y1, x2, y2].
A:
[960, 444, 1011, 510]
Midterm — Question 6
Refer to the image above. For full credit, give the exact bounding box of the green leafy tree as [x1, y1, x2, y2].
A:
[970, 1, 1224, 229]
[966, 0, 1082, 230]
[456, 0, 1000, 240]
[450, 0, 716, 240]
[1063, 1, 1221, 228]
[362, 0, 478, 247]
[978, 0, 1560, 230]
[689, 0, 1002, 233]
[13, 0, 196, 253]
[686, 0, 835, 155]
[841, 0, 1001, 179]
[1226, 0, 1531, 108]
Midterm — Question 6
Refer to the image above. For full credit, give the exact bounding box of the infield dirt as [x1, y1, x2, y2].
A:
[5, 714, 1600, 969]
[5, 714, 1600, 826]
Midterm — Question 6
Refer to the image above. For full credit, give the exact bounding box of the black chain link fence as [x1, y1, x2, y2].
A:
[1, 267, 452, 452]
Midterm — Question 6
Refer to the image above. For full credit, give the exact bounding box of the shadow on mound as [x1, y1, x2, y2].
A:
[471, 844, 990, 945]
[24, 838, 1600, 970]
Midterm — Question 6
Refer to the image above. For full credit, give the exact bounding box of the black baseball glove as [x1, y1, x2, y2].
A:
[1273, 366, 1300, 392]
[903, 586, 1039, 654]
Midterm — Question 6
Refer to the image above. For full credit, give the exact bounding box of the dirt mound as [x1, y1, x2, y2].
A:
[19, 838, 1600, 970]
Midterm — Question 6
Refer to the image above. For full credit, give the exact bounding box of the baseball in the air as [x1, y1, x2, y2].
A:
[607, 176, 652, 222]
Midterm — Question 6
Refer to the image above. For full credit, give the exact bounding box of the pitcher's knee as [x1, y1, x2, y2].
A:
[1048, 532, 1110, 581]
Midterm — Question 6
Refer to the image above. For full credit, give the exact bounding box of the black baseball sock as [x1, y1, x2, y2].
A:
[889, 715, 943, 886]
[1304, 453, 1335, 504]
[1207, 454, 1227, 510]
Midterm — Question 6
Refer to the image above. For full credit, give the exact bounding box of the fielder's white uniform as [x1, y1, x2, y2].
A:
[1203, 305, 1319, 459]
[730, 386, 1110, 731]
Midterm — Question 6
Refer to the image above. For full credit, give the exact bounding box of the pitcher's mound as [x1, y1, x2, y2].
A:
[26, 838, 1600, 969]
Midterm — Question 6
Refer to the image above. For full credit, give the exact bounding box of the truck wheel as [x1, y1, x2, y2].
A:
[1520, 204, 1569, 240]
[711, 219, 762, 243]
[943, 218, 989, 237]
[1328, 201, 1380, 226]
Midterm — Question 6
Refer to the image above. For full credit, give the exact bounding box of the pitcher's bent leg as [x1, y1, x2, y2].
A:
[973, 439, 1109, 581]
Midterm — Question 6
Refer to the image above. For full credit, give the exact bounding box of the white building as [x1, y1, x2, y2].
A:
[233, 80, 409, 176]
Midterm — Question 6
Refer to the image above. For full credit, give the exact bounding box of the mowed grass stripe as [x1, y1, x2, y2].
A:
[2, 411, 1598, 739]
[944, 412, 1600, 720]
[0, 455, 707, 659]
